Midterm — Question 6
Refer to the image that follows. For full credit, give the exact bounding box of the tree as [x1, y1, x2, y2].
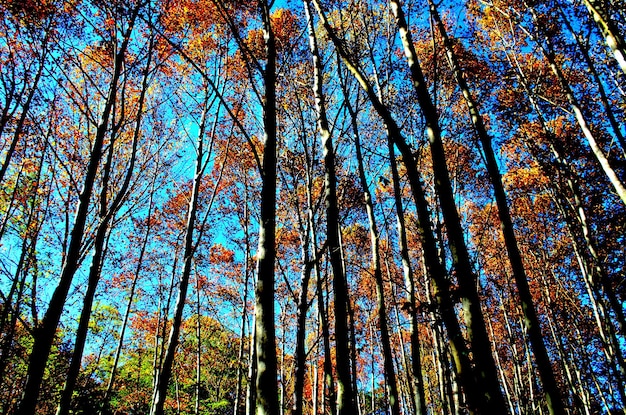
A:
[251, 1, 280, 414]
[15, 3, 144, 413]
[427, 1, 565, 413]
[581, 0, 626, 76]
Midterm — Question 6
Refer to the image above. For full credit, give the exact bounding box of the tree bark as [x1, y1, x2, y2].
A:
[582, 0, 626, 76]
[14, 8, 140, 413]
[234, 185, 252, 415]
[150, 88, 219, 415]
[388, 131, 427, 415]
[305, 3, 357, 414]
[251, 2, 280, 414]
[310, 1, 504, 412]
[390, 2, 509, 412]
[429, 2, 565, 413]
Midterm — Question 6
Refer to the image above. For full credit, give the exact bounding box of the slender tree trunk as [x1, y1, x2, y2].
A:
[305, 3, 356, 414]
[316, 234, 336, 415]
[195, 264, 202, 415]
[500, 300, 525, 414]
[55, 216, 112, 415]
[487, 312, 516, 415]
[310, 1, 500, 412]
[14, 9, 140, 413]
[335, 18, 401, 415]
[290, 11, 326, 414]
[291, 192, 314, 415]
[150, 89, 216, 415]
[280, 315, 286, 415]
[424, 262, 455, 415]
[153, 245, 180, 394]
[429, 2, 565, 413]
[518, 1, 626, 205]
[557, 3, 626, 154]
[0, 24, 50, 185]
[503, 41, 626, 400]
[538, 269, 591, 415]
[388, 286, 415, 415]
[582, 0, 626, 76]
[100, 173, 156, 414]
[289, 72, 318, 414]
[390, 2, 509, 413]
[234, 188, 252, 415]
[251, 2, 280, 414]
[0, 135, 48, 389]
[346, 289, 362, 415]
[388, 134, 427, 415]
[312, 356, 319, 415]
[246, 319, 257, 415]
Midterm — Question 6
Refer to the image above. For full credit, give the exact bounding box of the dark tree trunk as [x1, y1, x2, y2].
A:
[14, 10, 139, 412]
[251, 2, 280, 414]
[390, 2, 509, 412]
[428, 2, 566, 413]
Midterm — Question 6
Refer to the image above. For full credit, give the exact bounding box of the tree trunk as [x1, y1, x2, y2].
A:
[0, 24, 50, 185]
[504, 41, 626, 401]
[429, 2, 565, 413]
[100, 172, 156, 414]
[234, 187, 252, 415]
[316, 245, 336, 415]
[150, 88, 217, 415]
[310, 1, 503, 412]
[0, 139, 48, 390]
[557, 3, 626, 154]
[388, 133, 427, 415]
[291, 13, 320, 413]
[251, 2, 280, 414]
[390, 2, 509, 413]
[305, 3, 356, 414]
[246, 319, 257, 415]
[57, 26, 153, 413]
[14, 9, 140, 413]
[582, 0, 626, 75]
[519, 1, 626, 206]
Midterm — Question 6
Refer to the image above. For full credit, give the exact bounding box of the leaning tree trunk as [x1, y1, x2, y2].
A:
[336, 56, 402, 415]
[0, 23, 50, 185]
[387, 139, 427, 415]
[503, 41, 626, 400]
[428, 2, 565, 413]
[581, 0, 626, 76]
[307, 4, 359, 415]
[150, 88, 217, 415]
[0, 141, 48, 392]
[557, 3, 626, 153]
[14, 8, 140, 413]
[305, 3, 358, 414]
[57, 27, 154, 413]
[390, 2, 509, 413]
[517, 1, 626, 206]
[310, 1, 501, 413]
[100, 171, 156, 415]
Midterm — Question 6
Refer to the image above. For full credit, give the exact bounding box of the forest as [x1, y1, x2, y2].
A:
[0, 0, 625, 414]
